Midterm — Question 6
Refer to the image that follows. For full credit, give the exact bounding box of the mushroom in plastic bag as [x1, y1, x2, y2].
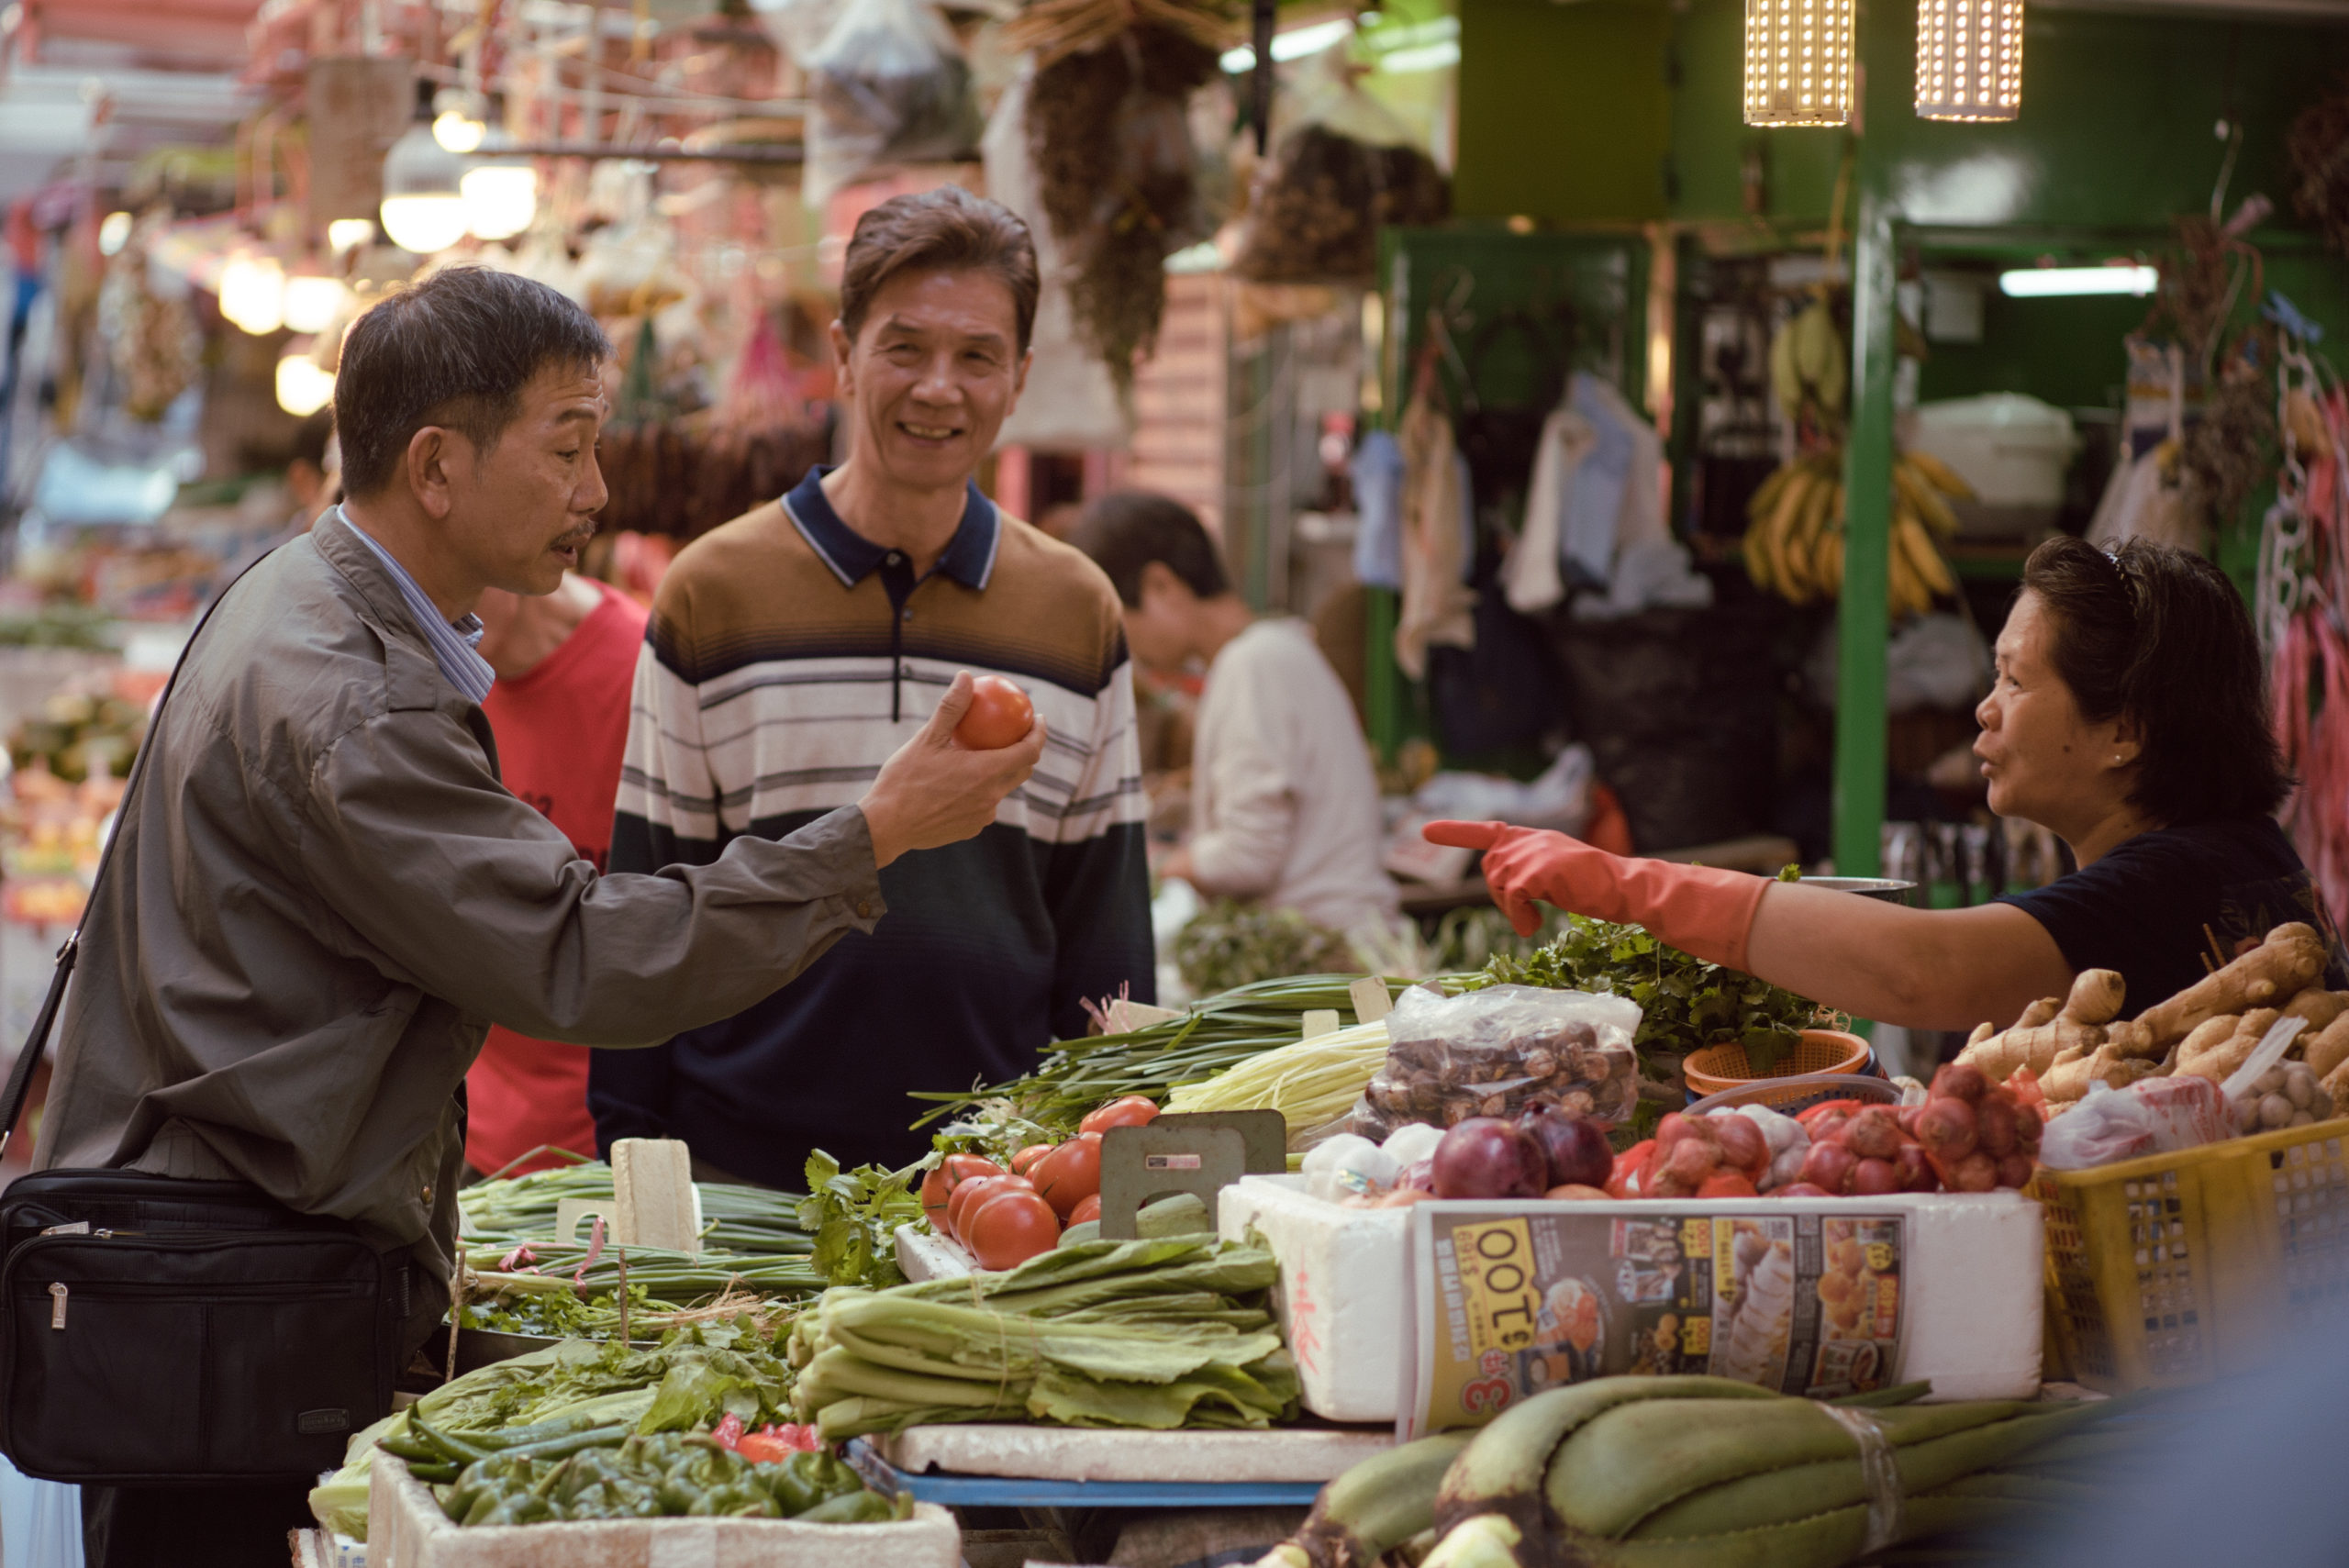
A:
[803, 0, 982, 207]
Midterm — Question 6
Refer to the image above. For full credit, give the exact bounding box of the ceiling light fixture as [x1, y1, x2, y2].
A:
[1744, 0, 1854, 128]
[381, 82, 470, 255]
[1998, 264, 2157, 297]
[1916, 0, 2023, 122]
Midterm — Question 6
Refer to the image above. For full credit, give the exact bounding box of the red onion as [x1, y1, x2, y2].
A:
[1844, 1106, 1903, 1162]
[1798, 1140, 1858, 1195]
[1774, 1182, 1833, 1198]
[1996, 1152, 2035, 1188]
[1975, 1095, 2019, 1159]
[1654, 1113, 1694, 1152]
[2013, 1103, 2043, 1150]
[1665, 1137, 1720, 1184]
[1949, 1151, 1999, 1192]
[1432, 1118, 1549, 1200]
[1892, 1144, 1939, 1193]
[1710, 1115, 1768, 1177]
[1915, 1097, 1978, 1162]
[1931, 1062, 1988, 1103]
[1850, 1157, 1899, 1195]
[1518, 1105, 1615, 1192]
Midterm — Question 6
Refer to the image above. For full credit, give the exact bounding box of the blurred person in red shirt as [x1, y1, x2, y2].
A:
[466, 570, 651, 1179]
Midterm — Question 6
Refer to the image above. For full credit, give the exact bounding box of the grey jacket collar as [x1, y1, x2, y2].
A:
[311, 511, 473, 715]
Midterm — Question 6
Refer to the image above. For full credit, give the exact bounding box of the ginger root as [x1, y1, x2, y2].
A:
[2285, 989, 2349, 1032]
[2135, 924, 2329, 1046]
[2042, 1040, 2159, 1102]
[1957, 969, 2127, 1084]
[2177, 1008, 2281, 1084]
[2308, 1011, 2349, 1081]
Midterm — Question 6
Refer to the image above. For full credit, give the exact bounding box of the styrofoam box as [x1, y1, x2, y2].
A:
[1220, 1174, 2045, 1423]
[366, 1452, 961, 1568]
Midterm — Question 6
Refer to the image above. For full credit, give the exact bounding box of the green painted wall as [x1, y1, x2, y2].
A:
[1453, 0, 1672, 221]
[1669, 0, 2349, 229]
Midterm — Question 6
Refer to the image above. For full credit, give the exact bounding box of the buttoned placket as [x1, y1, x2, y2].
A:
[880, 550, 918, 722]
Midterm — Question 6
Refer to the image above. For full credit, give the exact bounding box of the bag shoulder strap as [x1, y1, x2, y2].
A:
[0, 545, 284, 1159]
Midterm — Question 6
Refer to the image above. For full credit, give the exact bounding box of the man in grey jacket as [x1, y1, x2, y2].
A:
[34, 266, 1046, 1564]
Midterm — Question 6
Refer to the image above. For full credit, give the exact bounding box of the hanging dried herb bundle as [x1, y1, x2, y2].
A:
[1021, 10, 1230, 390]
[2289, 74, 2349, 257]
[1230, 123, 1450, 284]
[2178, 350, 2277, 533]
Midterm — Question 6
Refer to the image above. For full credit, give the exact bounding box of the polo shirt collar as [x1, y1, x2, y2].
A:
[782, 466, 1000, 592]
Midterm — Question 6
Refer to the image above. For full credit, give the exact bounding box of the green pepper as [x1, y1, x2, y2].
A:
[376, 1430, 442, 1463]
[405, 1461, 461, 1485]
[472, 1415, 599, 1451]
[797, 1488, 893, 1524]
[503, 1425, 629, 1463]
[411, 1411, 495, 1465]
[479, 1493, 556, 1527]
[763, 1464, 821, 1516]
[656, 1476, 699, 1515]
[462, 1489, 507, 1527]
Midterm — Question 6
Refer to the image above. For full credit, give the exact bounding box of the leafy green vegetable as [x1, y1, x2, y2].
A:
[796, 1152, 922, 1288]
[1174, 898, 1353, 995]
[1464, 915, 1830, 1076]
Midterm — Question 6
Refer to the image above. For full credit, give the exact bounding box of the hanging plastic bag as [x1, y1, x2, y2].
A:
[1343, 984, 1641, 1140]
[1230, 41, 1450, 285]
[982, 66, 1130, 450]
[803, 0, 981, 208]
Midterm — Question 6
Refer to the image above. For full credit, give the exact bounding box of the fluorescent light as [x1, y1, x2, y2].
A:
[1916, 0, 2024, 122]
[1998, 264, 2156, 298]
[1380, 39, 1459, 72]
[97, 210, 132, 256]
[1744, 0, 1854, 128]
[1221, 17, 1355, 73]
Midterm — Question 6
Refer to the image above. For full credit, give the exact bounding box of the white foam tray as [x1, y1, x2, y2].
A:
[874, 1422, 1391, 1483]
[1220, 1174, 2045, 1422]
[366, 1452, 961, 1568]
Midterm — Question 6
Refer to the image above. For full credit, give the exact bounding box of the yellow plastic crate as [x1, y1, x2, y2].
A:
[2030, 1118, 2349, 1393]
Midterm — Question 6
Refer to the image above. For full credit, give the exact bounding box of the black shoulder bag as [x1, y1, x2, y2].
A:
[0, 554, 408, 1485]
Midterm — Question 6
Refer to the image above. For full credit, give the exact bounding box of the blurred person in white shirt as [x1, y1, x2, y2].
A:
[1074, 491, 1398, 936]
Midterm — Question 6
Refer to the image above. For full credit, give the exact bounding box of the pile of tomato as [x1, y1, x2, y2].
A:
[918, 1095, 1160, 1269]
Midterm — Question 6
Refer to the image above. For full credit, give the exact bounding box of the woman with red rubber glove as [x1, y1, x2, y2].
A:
[1427, 539, 2343, 1031]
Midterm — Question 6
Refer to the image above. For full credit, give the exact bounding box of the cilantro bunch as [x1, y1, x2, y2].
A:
[1464, 915, 1829, 1076]
[796, 1153, 924, 1289]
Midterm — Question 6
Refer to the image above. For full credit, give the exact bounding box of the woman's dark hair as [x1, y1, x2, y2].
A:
[1071, 491, 1230, 606]
[335, 266, 610, 498]
[2020, 534, 2288, 824]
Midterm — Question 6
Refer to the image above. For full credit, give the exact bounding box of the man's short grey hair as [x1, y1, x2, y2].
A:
[334, 266, 611, 498]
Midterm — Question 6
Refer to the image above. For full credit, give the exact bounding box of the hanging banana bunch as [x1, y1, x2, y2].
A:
[1742, 449, 1973, 620]
[1770, 295, 1850, 428]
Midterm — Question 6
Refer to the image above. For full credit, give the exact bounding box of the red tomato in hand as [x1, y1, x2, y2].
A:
[1079, 1095, 1161, 1136]
[1067, 1193, 1102, 1225]
[963, 1190, 1061, 1270]
[947, 1173, 1031, 1240]
[1010, 1144, 1053, 1175]
[953, 675, 1034, 751]
[1032, 1132, 1103, 1218]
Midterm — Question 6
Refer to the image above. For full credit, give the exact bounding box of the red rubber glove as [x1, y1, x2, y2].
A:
[1421, 820, 1770, 972]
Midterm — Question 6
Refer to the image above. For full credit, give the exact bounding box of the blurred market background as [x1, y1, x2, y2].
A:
[0, 0, 2345, 1127]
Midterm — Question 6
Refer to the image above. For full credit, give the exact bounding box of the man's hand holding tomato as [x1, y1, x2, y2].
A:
[859, 671, 1046, 869]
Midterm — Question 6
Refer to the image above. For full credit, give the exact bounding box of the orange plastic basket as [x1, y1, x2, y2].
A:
[1682, 1029, 1873, 1105]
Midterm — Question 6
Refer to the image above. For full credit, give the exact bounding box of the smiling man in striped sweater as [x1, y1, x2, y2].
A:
[592, 187, 1154, 1185]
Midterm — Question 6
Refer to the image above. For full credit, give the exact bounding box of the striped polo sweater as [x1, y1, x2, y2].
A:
[590, 469, 1154, 1184]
